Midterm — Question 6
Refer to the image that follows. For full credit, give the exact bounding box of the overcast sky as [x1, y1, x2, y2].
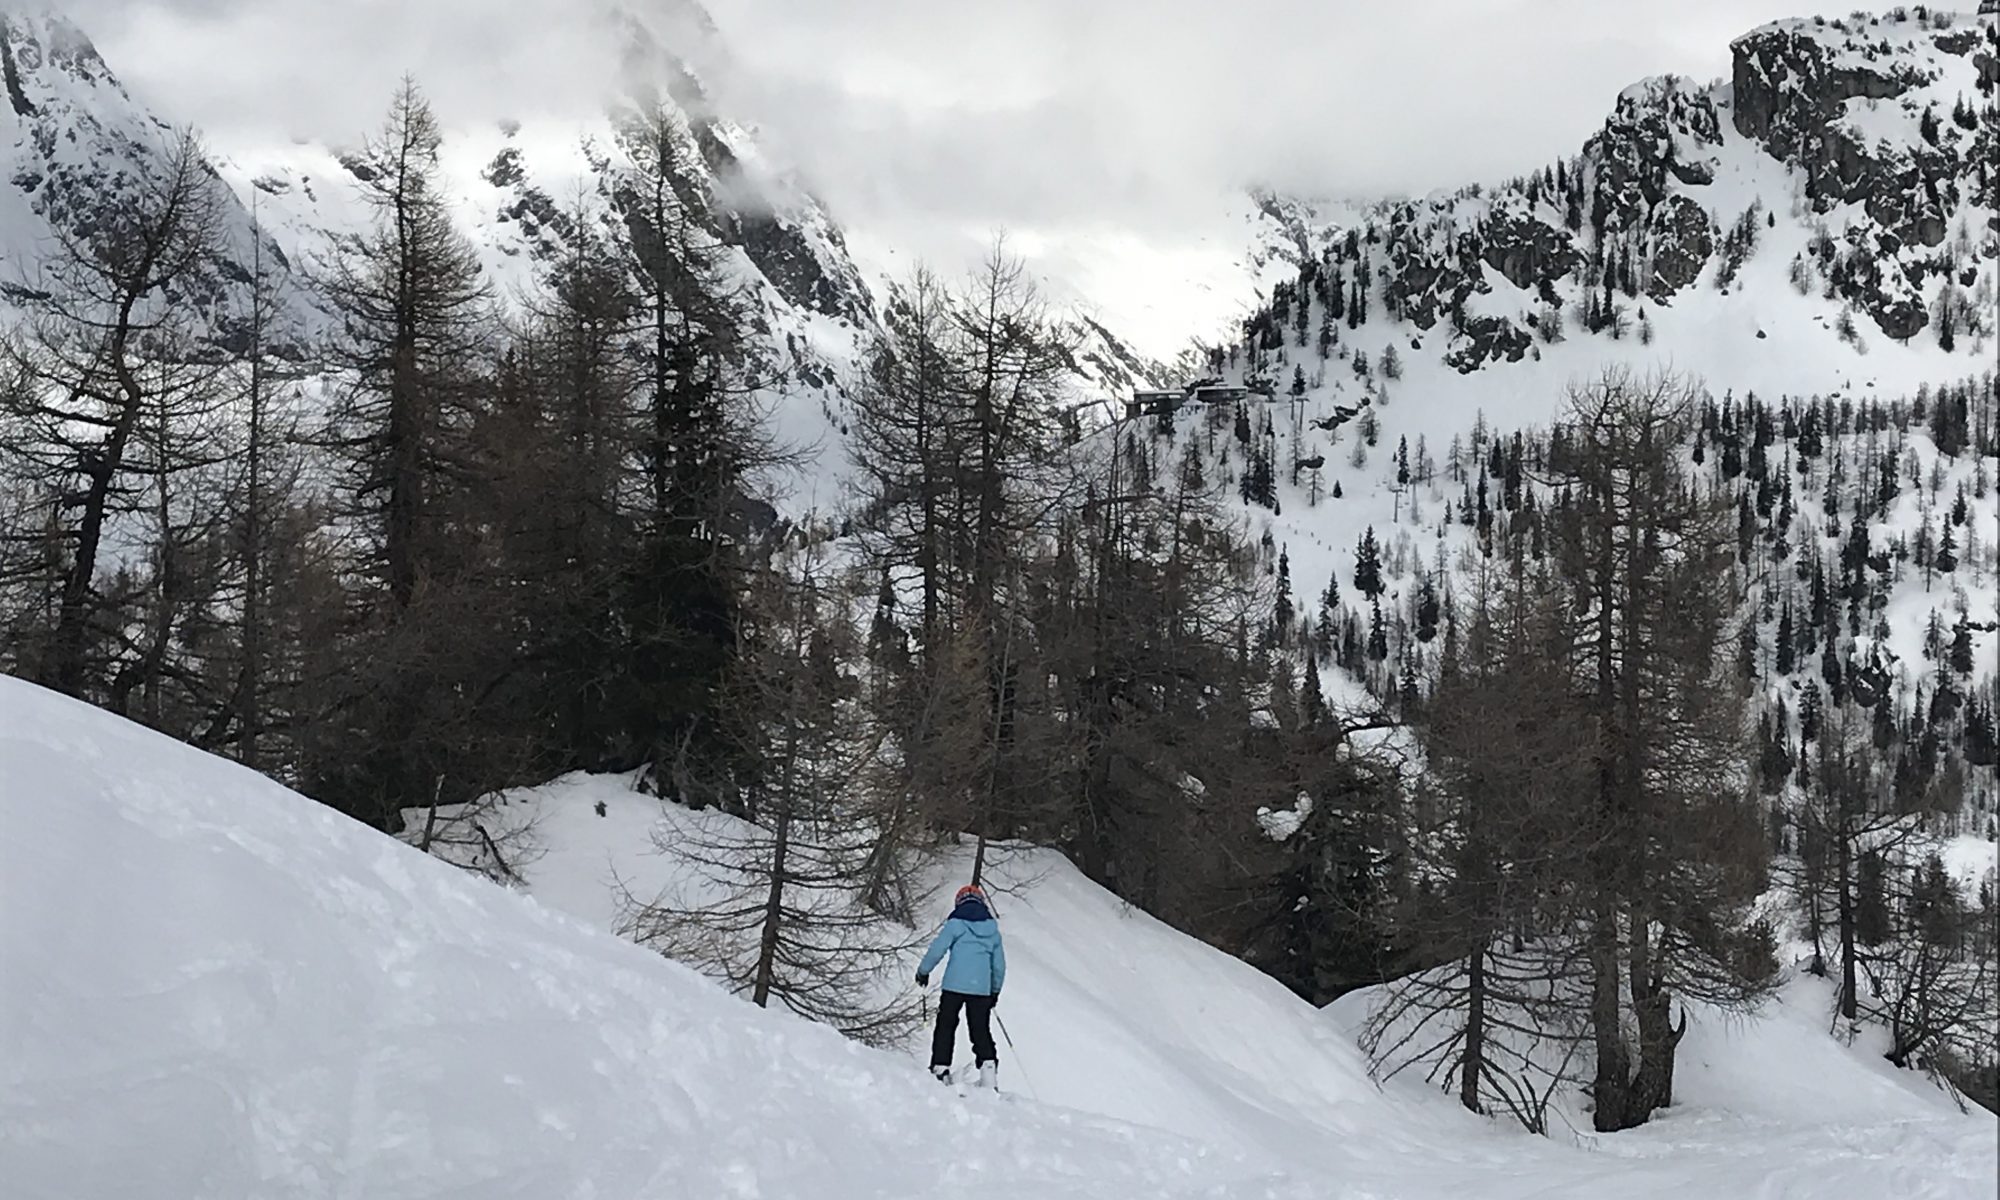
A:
[72, 0, 1886, 350]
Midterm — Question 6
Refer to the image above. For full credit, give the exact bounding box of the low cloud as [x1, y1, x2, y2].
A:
[697, 0, 1877, 224]
[59, 0, 1889, 350]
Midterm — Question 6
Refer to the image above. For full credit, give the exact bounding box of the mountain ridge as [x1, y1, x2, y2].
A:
[1220, 7, 1995, 389]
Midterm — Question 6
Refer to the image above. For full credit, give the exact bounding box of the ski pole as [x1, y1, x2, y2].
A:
[993, 1012, 1039, 1101]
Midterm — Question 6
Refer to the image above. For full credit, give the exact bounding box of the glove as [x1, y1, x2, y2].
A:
[915, 972, 929, 987]
[990, 991, 1000, 1008]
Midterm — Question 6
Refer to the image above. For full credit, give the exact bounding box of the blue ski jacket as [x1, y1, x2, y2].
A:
[919, 894, 1006, 997]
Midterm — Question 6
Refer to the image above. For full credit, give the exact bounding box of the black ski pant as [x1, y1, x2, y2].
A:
[929, 990, 997, 1069]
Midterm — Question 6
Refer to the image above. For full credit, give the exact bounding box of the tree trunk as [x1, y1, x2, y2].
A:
[1589, 895, 1633, 1131]
[238, 272, 266, 771]
[138, 393, 175, 727]
[751, 792, 792, 1008]
[1588, 461, 1634, 1133]
[385, 329, 423, 611]
[649, 162, 672, 526]
[1805, 862, 1826, 978]
[1630, 912, 1677, 1120]
[50, 291, 150, 696]
[914, 303, 939, 660]
[1461, 941, 1488, 1115]
[1837, 820, 1859, 1020]
[752, 729, 797, 1009]
[384, 119, 424, 613]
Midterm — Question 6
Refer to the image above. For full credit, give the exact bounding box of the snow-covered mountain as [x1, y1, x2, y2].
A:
[2, 1, 1994, 1182]
[1078, 13, 2000, 1038]
[0, 9, 317, 346]
[0, 1, 1165, 494]
[1166, 11, 1999, 749]
[1219, 8, 1995, 397]
[6, 5, 1988, 465]
[5, 675, 1994, 1198]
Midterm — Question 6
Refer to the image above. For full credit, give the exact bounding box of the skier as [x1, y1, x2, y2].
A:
[916, 883, 1006, 1087]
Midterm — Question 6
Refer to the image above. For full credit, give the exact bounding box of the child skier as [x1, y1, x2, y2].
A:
[916, 883, 1006, 1087]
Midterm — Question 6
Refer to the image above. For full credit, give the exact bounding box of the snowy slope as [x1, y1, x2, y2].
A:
[1155, 7, 2000, 823]
[405, 768, 2000, 1199]
[1, 677, 1992, 1197]
[0, 675, 1349, 1200]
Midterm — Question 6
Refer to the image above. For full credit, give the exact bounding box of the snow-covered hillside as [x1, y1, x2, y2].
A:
[2, 3, 1997, 1191]
[1, 675, 1339, 1200]
[1219, 9, 1996, 420]
[1152, 7, 2000, 822]
[3, 677, 1992, 1196]
[390, 767, 1999, 1197]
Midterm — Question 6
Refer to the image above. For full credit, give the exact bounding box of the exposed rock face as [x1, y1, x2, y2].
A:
[1731, 25, 1920, 162]
[1377, 213, 1466, 333]
[1647, 194, 1714, 301]
[1444, 314, 1531, 373]
[1480, 197, 1578, 294]
[1590, 75, 1723, 230]
[1250, 189, 1320, 272]
[0, 17, 37, 116]
[1731, 19, 1973, 245]
[731, 209, 870, 323]
[1728, 15, 1989, 338]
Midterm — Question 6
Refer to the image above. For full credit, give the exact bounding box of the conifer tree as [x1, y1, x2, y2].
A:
[1365, 554, 1594, 1131]
[1354, 527, 1384, 600]
[1548, 370, 1773, 1131]
[0, 129, 224, 701]
[620, 544, 917, 1045]
[611, 100, 769, 807]
[317, 79, 499, 827]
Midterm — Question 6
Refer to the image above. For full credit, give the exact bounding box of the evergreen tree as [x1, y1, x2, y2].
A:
[0, 129, 225, 701]
[1416, 572, 1441, 644]
[1776, 600, 1796, 676]
[1274, 550, 1295, 642]
[621, 545, 917, 1044]
[317, 80, 501, 827]
[1548, 371, 1772, 1131]
[1380, 343, 1403, 380]
[1354, 527, 1384, 599]
[1364, 555, 1596, 1131]
[611, 101, 771, 808]
[1949, 615, 1974, 677]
